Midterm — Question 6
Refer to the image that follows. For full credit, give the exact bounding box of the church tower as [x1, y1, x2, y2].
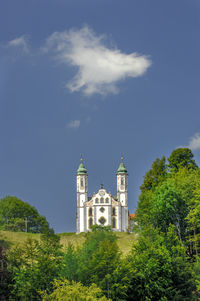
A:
[117, 156, 128, 231]
[76, 158, 88, 233]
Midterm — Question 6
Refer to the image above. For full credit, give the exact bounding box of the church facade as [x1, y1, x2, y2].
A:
[76, 158, 129, 233]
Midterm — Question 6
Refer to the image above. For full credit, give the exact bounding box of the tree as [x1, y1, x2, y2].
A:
[137, 156, 167, 227]
[137, 149, 200, 250]
[41, 279, 110, 301]
[125, 226, 196, 301]
[59, 243, 79, 282]
[185, 171, 200, 256]
[87, 238, 120, 298]
[140, 156, 167, 193]
[150, 179, 188, 242]
[7, 233, 62, 300]
[0, 196, 51, 234]
[168, 148, 197, 172]
[60, 226, 120, 298]
[0, 246, 11, 300]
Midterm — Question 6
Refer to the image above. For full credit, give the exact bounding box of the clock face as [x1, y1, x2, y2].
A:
[99, 190, 105, 196]
[120, 185, 125, 190]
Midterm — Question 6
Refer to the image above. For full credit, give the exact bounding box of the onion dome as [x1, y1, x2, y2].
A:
[77, 157, 87, 175]
[117, 156, 128, 174]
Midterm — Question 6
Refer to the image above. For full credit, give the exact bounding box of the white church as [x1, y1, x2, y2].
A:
[76, 157, 129, 233]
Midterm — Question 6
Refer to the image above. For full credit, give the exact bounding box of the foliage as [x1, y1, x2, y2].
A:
[125, 226, 196, 301]
[185, 171, 200, 256]
[135, 148, 200, 298]
[140, 156, 167, 193]
[59, 226, 120, 299]
[137, 148, 200, 254]
[41, 279, 110, 301]
[60, 243, 78, 282]
[137, 157, 167, 227]
[193, 260, 200, 300]
[168, 148, 198, 172]
[7, 233, 62, 300]
[0, 196, 51, 234]
[150, 178, 188, 241]
[0, 246, 12, 300]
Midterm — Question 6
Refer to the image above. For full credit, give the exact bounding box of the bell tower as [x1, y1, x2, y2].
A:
[117, 156, 128, 206]
[76, 157, 88, 233]
[117, 156, 128, 231]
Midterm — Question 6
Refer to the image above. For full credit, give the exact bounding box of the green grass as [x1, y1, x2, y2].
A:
[0, 230, 136, 254]
[0, 230, 41, 249]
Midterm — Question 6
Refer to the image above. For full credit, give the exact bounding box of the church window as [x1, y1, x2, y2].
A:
[112, 217, 116, 228]
[121, 177, 124, 186]
[105, 198, 109, 203]
[89, 218, 93, 228]
[89, 208, 93, 216]
[80, 178, 84, 188]
[100, 197, 104, 204]
[112, 207, 116, 216]
[95, 198, 99, 204]
[99, 217, 106, 225]
[100, 207, 105, 213]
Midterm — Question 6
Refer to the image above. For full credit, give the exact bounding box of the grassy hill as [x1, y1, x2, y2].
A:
[0, 230, 136, 254]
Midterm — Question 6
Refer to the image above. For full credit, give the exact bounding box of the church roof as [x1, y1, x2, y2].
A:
[117, 157, 128, 174]
[77, 158, 87, 175]
[129, 214, 136, 219]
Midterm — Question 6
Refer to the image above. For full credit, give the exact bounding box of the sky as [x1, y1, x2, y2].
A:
[0, 0, 200, 233]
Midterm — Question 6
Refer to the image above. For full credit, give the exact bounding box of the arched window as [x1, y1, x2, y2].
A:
[105, 197, 109, 203]
[80, 177, 84, 188]
[100, 197, 104, 204]
[121, 177, 124, 186]
[89, 218, 93, 228]
[112, 217, 116, 229]
[89, 208, 93, 216]
[95, 198, 99, 204]
[112, 207, 116, 216]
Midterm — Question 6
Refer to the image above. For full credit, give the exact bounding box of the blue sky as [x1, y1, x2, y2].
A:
[1, 0, 200, 232]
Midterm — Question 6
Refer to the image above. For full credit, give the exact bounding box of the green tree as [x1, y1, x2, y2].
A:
[140, 156, 167, 193]
[185, 172, 200, 256]
[168, 148, 197, 172]
[0, 246, 12, 300]
[150, 179, 188, 241]
[0, 196, 51, 234]
[62, 226, 120, 298]
[125, 226, 196, 301]
[7, 233, 62, 300]
[41, 279, 110, 301]
[137, 149, 200, 250]
[148, 167, 200, 251]
[109, 255, 133, 301]
[60, 243, 78, 282]
[137, 156, 167, 227]
[88, 238, 120, 299]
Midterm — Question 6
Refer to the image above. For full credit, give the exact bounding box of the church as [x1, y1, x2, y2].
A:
[76, 157, 129, 233]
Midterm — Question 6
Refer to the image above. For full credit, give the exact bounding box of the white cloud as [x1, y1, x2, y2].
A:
[67, 120, 80, 129]
[44, 26, 152, 96]
[186, 133, 200, 151]
[8, 35, 29, 53]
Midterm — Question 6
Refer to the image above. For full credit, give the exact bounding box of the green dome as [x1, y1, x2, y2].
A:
[117, 157, 128, 174]
[77, 160, 87, 175]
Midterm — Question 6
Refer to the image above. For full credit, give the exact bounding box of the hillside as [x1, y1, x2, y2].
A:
[0, 230, 136, 254]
